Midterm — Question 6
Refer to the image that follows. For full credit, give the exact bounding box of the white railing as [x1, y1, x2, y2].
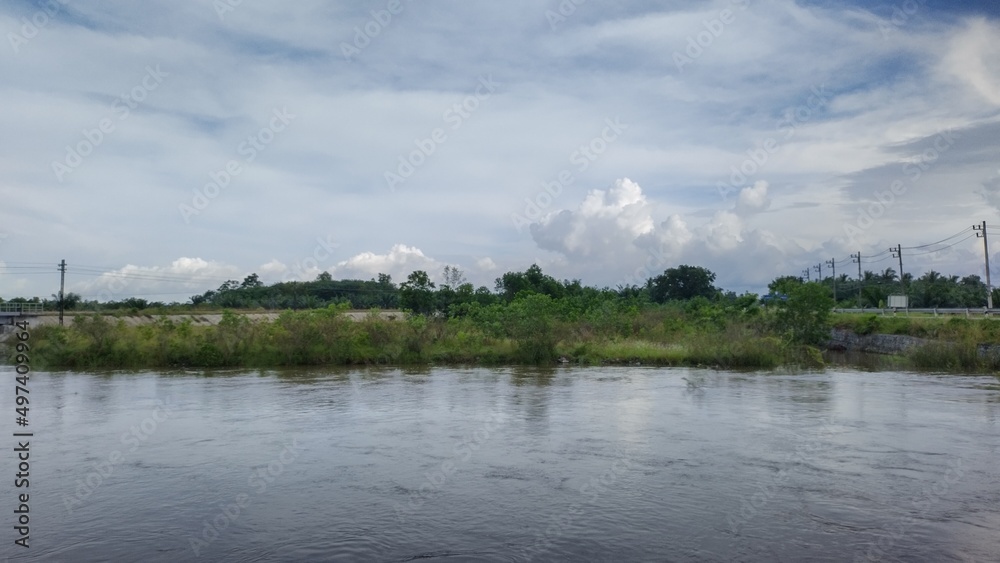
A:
[0, 303, 44, 314]
[835, 308, 998, 317]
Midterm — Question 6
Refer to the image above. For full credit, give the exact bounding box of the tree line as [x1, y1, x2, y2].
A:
[770, 268, 993, 309]
[0, 262, 992, 314]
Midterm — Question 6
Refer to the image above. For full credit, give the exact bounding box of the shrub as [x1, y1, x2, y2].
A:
[774, 283, 835, 345]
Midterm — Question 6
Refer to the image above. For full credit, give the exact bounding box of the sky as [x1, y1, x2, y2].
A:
[1, 0, 999, 302]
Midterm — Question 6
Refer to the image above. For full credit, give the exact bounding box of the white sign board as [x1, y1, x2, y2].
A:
[888, 295, 908, 309]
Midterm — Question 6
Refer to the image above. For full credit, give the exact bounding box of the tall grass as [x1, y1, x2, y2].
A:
[834, 313, 1000, 342]
[907, 341, 1000, 373]
[13, 307, 997, 373]
[832, 313, 1000, 373]
[8, 306, 809, 370]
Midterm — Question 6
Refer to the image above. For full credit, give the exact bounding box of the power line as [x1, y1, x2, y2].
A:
[901, 227, 973, 250]
[68, 270, 229, 284]
[0, 272, 54, 276]
[905, 232, 977, 256]
[862, 255, 895, 264]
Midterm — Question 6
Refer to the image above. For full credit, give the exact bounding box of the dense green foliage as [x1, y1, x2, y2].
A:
[7, 263, 999, 374]
[774, 282, 836, 345]
[648, 265, 718, 303]
[3, 261, 992, 313]
[16, 289, 825, 370]
[811, 269, 991, 308]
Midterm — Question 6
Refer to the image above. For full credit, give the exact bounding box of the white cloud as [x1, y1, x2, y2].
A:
[529, 178, 800, 289]
[331, 244, 447, 282]
[476, 257, 498, 271]
[941, 19, 1000, 106]
[735, 180, 771, 215]
[258, 259, 289, 279]
[531, 178, 655, 257]
[700, 211, 745, 253]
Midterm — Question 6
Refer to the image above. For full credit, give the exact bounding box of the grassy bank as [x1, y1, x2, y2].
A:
[833, 313, 1000, 341]
[8, 301, 1000, 373]
[7, 300, 827, 371]
[832, 313, 1000, 372]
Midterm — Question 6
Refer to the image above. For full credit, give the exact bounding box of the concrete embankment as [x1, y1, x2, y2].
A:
[827, 328, 1000, 360]
[826, 329, 929, 355]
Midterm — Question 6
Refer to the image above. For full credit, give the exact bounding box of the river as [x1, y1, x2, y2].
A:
[1, 366, 998, 562]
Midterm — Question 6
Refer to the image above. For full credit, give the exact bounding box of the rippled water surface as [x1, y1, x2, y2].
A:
[1, 366, 998, 562]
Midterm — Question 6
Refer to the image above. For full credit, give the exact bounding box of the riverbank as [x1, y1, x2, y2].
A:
[5, 306, 813, 370]
[6, 306, 1000, 374]
[830, 313, 1000, 372]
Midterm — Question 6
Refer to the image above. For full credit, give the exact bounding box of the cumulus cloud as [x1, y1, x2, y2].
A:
[700, 211, 746, 253]
[258, 259, 289, 278]
[528, 178, 803, 289]
[330, 244, 448, 282]
[735, 180, 771, 215]
[530, 178, 655, 257]
[476, 257, 498, 271]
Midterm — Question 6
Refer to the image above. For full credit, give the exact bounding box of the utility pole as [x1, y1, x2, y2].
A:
[58, 259, 66, 326]
[852, 252, 862, 308]
[814, 262, 822, 282]
[802, 268, 810, 282]
[890, 245, 905, 294]
[827, 258, 837, 302]
[975, 221, 993, 309]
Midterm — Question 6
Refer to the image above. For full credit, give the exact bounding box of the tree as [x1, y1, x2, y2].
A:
[775, 282, 835, 345]
[241, 273, 263, 289]
[121, 297, 150, 310]
[504, 293, 558, 363]
[50, 292, 82, 310]
[441, 266, 466, 290]
[495, 264, 563, 301]
[400, 270, 436, 315]
[768, 275, 803, 296]
[648, 265, 717, 303]
[218, 280, 240, 293]
[957, 275, 987, 307]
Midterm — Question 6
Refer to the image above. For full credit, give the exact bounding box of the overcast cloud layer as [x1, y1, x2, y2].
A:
[2, 0, 999, 301]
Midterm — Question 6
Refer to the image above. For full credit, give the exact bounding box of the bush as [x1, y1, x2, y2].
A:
[774, 283, 835, 345]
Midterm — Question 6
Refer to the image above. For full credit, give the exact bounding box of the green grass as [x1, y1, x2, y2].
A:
[7, 308, 998, 374]
[833, 313, 1000, 342]
[5, 308, 788, 370]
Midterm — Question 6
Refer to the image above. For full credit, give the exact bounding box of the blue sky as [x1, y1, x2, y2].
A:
[1, 0, 999, 301]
